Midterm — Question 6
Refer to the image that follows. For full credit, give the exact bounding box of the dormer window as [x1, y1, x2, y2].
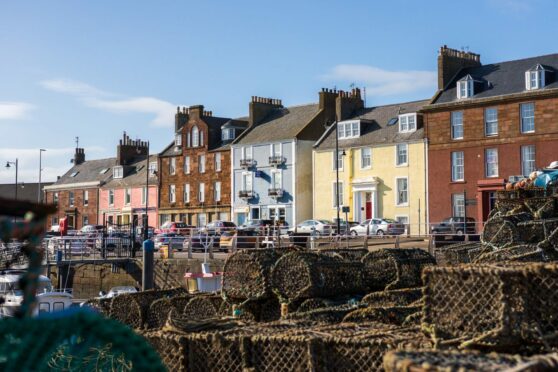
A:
[525, 64, 546, 90]
[457, 75, 474, 99]
[338, 120, 360, 139]
[398, 113, 417, 133]
[222, 128, 235, 141]
[113, 166, 123, 179]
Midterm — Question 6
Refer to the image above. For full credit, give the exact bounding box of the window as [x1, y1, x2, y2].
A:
[199, 183, 205, 202]
[125, 188, 131, 204]
[241, 146, 252, 159]
[175, 133, 182, 146]
[113, 166, 123, 179]
[242, 172, 253, 191]
[451, 151, 464, 182]
[200, 130, 204, 147]
[51, 217, 58, 226]
[83, 190, 88, 206]
[457, 78, 474, 99]
[149, 162, 157, 176]
[222, 128, 235, 141]
[338, 121, 360, 139]
[69, 191, 74, 207]
[186, 132, 191, 147]
[184, 155, 190, 174]
[526, 66, 545, 90]
[109, 189, 114, 206]
[396, 178, 408, 206]
[214, 181, 221, 201]
[53, 192, 59, 204]
[452, 193, 465, 217]
[396, 144, 408, 166]
[485, 149, 499, 177]
[83, 216, 89, 226]
[198, 154, 206, 173]
[141, 186, 147, 205]
[192, 126, 199, 147]
[169, 184, 176, 203]
[99, 168, 109, 174]
[360, 147, 371, 169]
[332, 151, 344, 171]
[183, 184, 190, 203]
[197, 213, 207, 227]
[451, 111, 463, 139]
[333, 181, 344, 207]
[521, 145, 536, 176]
[169, 158, 176, 175]
[271, 143, 281, 156]
[215, 153, 222, 172]
[521, 103, 535, 133]
[399, 114, 417, 133]
[484, 108, 498, 136]
[271, 170, 282, 189]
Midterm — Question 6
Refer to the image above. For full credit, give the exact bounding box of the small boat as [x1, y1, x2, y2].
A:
[0, 269, 73, 317]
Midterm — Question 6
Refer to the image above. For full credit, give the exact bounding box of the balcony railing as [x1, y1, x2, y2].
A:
[238, 190, 255, 199]
[240, 158, 256, 168]
[269, 155, 285, 166]
[268, 188, 284, 198]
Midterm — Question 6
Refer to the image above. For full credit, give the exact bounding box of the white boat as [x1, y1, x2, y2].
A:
[0, 269, 73, 317]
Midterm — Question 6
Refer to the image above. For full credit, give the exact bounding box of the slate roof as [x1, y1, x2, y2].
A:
[234, 103, 320, 145]
[48, 157, 116, 186]
[314, 99, 429, 151]
[0, 182, 53, 202]
[434, 53, 558, 105]
[102, 155, 158, 189]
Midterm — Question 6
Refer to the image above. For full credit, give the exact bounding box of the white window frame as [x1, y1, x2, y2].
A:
[520, 102, 535, 133]
[141, 186, 147, 205]
[526, 69, 544, 90]
[184, 184, 190, 203]
[113, 166, 123, 179]
[271, 169, 282, 189]
[198, 182, 205, 203]
[332, 181, 344, 208]
[395, 215, 409, 226]
[332, 151, 344, 171]
[109, 189, 114, 206]
[395, 143, 408, 167]
[361, 147, 372, 169]
[214, 181, 221, 202]
[241, 146, 252, 160]
[175, 133, 182, 146]
[184, 155, 190, 174]
[197, 213, 207, 227]
[149, 162, 157, 176]
[169, 158, 176, 175]
[169, 184, 176, 203]
[270, 143, 282, 157]
[200, 130, 204, 147]
[485, 148, 499, 178]
[241, 171, 253, 191]
[484, 107, 498, 136]
[395, 177, 409, 206]
[521, 145, 536, 176]
[199, 154, 206, 173]
[125, 188, 132, 205]
[53, 192, 59, 204]
[192, 126, 200, 147]
[215, 153, 222, 172]
[452, 193, 465, 217]
[83, 190, 89, 206]
[338, 120, 360, 139]
[69, 191, 75, 207]
[451, 151, 464, 182]
[398, 113, 417, 133]
[457, 80, 474, 99]
[222, 128, 235, 141]
[451, 111, 464, 140]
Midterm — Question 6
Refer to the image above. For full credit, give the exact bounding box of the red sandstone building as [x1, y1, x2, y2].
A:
[424, 46, 558, 229]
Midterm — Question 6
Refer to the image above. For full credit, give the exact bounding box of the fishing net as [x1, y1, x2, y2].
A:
[343, 305, 421, 325]
[383, 350, 558, 372]
[182, 294, 223, 321]
[361, 249, 435, 291]
[222, 248, 288, 303]
[361, 288, 423, 308]
[422, 263, 558, 352]
[271, 251, 366, 303]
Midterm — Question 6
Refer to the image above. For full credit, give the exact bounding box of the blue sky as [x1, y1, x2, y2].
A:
[1, 0, 557, 183]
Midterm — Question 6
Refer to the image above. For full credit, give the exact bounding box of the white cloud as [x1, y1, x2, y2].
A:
[323, 65, 437, 96]
[0, 146, 104, 184]
[40, 79, 175, 127]
[0, 102, 35, 120]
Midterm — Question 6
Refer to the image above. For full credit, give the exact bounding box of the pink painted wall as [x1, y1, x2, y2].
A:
[98, 186, 158, 227]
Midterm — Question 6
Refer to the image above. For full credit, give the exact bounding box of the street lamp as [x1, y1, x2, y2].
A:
[5, 159, 18, 201]
[38, 149, 46, 203]
[333, 121, 347, 235]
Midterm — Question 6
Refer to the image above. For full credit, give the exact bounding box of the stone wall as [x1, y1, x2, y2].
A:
[48, 258, 225, 299]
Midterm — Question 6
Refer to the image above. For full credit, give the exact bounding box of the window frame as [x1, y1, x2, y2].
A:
[452, 193, 465, 217]
[271, 169, 282, 189]
[113, 166, 123, 179]
[69, 191, 75, 207]
[141, 186, 147, 205]
[169, 158, 176, 175]
[521, 145, 536, 176]
[214, 181, 221, 202]
[215, 153, 222, 172]
[337, 120, 360, 139]
[520, 102, 535, 134]
[198, 154, 206, 173]
[184, 155, 190, 174]
[451, 111, 464, 140]
[241, 171, 253, 191]
[192, 126, 200, 147]
[398, 113, 417, 133]
[83, 190, 89, 206]
[169, 184, 176, 203]
[484, 107, 498, 137]
[395, 177, 409, 206]
[395, 143, 408, 167]
[360, 147, 372, 169]
[125, 188, 132, 205]
[199, 182, 205, 203]
[451, 151, 465, 182]
[332, 181, 344, 208]
[485, 148, 499, 178]
[184, 183, 190, 203]
[109, 189, 114, 206]
[332, 151, 344, 171]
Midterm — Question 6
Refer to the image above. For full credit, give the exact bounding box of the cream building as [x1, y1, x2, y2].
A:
[312, 100, 429, 235]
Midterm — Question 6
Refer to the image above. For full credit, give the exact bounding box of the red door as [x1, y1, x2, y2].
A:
[365, 192, 372, 219]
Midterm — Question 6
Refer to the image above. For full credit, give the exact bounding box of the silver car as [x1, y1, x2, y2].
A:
[153, 233, 186, 251]
[288, 219, 334, 236]
[350, 218, 405, 236]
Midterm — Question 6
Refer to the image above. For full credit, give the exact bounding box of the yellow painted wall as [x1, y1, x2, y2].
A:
[313, 140, 428, 235]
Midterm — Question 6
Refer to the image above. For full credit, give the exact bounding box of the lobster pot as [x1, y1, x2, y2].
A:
[142, 331, 187, 372]
[296, 298, 328, 313]
[146, 295, 192, 329]
[481, 215, 529, 249]
[516, 218, 558, 244]
[383, 350, 558, 372]
[434, 242, 485, 265]
[361, 249, 435, 291]
[473, 244, 546, 264]
[109, 294, 143, 329]
[285, 304, 357, 324]
[317, 248, 369, 261]
[222, 249, 287, 302]
[343, 305, 421, 325]
[182, 295, 223, 321]
[361, 288, 422, 308]
[271, 251, 366, 302]
[422, 263, 558, 351]
[82, 297, 112, 315]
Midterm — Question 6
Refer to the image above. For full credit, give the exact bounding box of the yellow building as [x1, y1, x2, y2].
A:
[312, 100, 429, 235]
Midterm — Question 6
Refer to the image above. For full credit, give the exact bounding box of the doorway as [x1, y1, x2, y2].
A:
[365, 192, 372, 219]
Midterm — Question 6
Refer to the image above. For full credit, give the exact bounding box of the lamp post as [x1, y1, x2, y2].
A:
[334, 121, 346, 235]
[144, 142, 150, 241]
[38, 149, 46, 203]
[6, 159, 18, 201]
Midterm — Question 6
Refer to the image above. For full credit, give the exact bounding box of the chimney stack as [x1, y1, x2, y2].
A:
[248, 96, 283, 127]
[336, 87, 364, 121]
[438, 45, 481, 90]
[73, 148, 85, 165]
[188, 105, 204, 120]
[175, 106, 189, 132]
[117, 131, 148, 166]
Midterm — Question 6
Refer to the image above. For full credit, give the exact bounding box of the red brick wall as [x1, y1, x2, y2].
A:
[426, 95, 558, 227]
[45, 188, 98, 230]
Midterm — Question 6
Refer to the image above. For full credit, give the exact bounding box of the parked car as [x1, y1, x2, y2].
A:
[155, 221, 194, 235]
[431, 217, 476, 235]
[201, 220, 237, 235]
[79, 225, 105, 236]
[98, 286, 138, 299]
[333, 220, 359, 235]
[153, 233, 186, 251]
[219, 230, 261, 252]
[350, 218, 405, 236]
[238, 219, 274, 233]
[288, 220, 334, 236]
[183, 233, 220, 252]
